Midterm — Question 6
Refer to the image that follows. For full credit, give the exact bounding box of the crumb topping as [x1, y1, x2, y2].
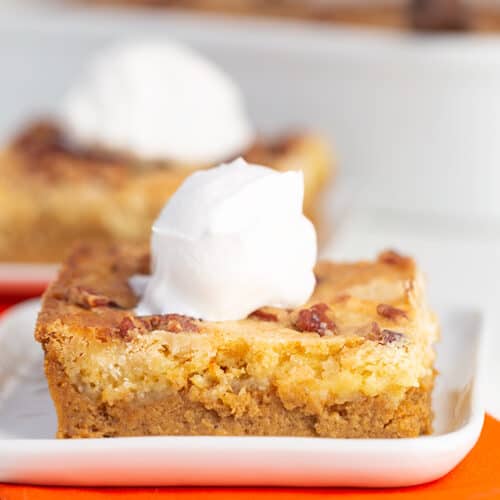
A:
[115, 313, 200, 340]
[36, 243, 428, 353]
[9, 120, 306, 185]
[12, 120, 126, 166]
[67, 286, 121, 310]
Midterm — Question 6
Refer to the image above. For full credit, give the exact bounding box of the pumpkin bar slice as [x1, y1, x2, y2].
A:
[35, 245, 438, 438]
[0, 121, 331, 263]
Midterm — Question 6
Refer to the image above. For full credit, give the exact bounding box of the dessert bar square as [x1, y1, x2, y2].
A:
[0, 122, 331, 262]
[36, 245, 438, 438]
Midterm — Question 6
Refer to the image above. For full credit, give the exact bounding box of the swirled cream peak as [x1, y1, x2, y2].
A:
[59, 40, 254, 164]
[133, 158, 317, 321]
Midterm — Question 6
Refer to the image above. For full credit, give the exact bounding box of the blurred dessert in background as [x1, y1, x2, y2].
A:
[0, 40, 332, 263]
[81, 0, 500, 33]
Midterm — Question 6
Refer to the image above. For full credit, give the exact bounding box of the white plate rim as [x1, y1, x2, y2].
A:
[0, 301, 486, 487]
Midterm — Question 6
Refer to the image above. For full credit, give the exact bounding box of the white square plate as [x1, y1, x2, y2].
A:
[0, 300, 485, 487]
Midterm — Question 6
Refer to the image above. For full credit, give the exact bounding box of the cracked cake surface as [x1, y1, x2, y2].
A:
[36, 244, 438, 438]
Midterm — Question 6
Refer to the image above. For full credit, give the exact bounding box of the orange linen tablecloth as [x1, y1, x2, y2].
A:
[0, 297, 499, 500]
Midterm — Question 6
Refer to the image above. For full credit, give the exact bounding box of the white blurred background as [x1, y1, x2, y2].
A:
[0, 0, 499, 412]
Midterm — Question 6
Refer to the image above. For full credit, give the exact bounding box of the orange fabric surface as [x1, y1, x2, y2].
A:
[0, 297, 499, 499]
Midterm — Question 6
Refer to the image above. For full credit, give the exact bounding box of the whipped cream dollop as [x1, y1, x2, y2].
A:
[133, 158, 317, 321]
[59, 40, 254, 164]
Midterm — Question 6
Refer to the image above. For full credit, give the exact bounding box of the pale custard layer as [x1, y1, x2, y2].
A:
[38, 247, 438, 418]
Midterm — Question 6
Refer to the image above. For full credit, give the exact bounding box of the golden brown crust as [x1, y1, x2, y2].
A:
[46, 356, 433, 439]
[36, 244, 417, 345]
[0, 121, 332, 262]
[10, 121, 317, 185]
[36, 244, 437, 439]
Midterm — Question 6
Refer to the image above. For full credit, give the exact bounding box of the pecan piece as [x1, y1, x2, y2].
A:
[249, 309, 278, 322]
[140, 314, 199, 333]
[67, 286, 119, 309]
[378, 250, 412, 268]
[116, 316, 144, 341]
[115, 314, 199, 341]
[294, 303, 336, 337]
[376, 304, 408, 321]
[379, 329, 405, 345]
[368, 324, 405, 345]
[162, 314, 199, 333]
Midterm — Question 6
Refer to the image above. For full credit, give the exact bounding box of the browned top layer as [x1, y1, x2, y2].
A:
[36, 243, 416, 345]
[9, 120, 305, 186]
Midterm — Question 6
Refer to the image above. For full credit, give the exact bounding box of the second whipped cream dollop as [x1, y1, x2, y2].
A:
[59, 40, 254, 164]
[134, 158, 317, 321]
